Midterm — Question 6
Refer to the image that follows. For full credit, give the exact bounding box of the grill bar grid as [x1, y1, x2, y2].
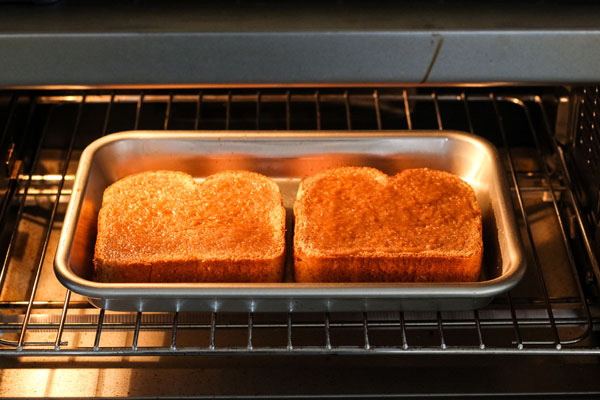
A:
[543, 92, 600, 285]
[0, 88, 597, 356]
[0, 98, 41, 295]
[491, 93, 561, 348]
[17, 95, 85, 350]
[524, 98, 592, 346]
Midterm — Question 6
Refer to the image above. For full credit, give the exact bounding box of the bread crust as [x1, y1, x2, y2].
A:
[294, 167, 483, 282]
[95, 255, 286, 283]
[294, 251, 481, 283]
[94, 170, 286, 283]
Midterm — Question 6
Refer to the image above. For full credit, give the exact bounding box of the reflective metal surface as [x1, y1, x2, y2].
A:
[55, 130, 525, 312]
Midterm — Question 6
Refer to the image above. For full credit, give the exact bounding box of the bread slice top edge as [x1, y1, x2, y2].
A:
[94, 170, 286, 267]
[294, 166, 482, 259]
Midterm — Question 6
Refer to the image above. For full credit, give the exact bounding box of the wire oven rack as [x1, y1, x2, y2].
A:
[0, 87, 598, 357]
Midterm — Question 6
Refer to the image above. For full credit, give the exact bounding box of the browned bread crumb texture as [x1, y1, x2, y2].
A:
[293, 167, 483, 282]
[94, 170, 285, 283]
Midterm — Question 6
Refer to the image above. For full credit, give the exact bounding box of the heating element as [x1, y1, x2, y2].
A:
[0, 87, 597, 356]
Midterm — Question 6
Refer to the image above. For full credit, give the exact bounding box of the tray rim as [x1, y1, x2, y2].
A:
[54, 130, 526, 301]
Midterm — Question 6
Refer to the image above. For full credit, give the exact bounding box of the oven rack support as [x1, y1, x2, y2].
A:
[0, 88, 597, 356]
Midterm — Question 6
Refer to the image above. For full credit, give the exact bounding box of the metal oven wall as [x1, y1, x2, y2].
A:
[1, 1, 600, 86]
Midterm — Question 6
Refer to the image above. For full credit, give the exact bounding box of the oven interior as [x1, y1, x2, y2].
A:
[0, 86, 599, 397]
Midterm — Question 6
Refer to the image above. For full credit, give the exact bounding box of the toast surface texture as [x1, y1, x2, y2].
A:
[94, 170, 285, 283]
[294, 167, 482, 282]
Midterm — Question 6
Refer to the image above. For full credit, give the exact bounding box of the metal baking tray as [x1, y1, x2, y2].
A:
[55, 131, 525, 312]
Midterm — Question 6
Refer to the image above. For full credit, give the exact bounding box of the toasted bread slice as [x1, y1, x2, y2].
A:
[294, 167, 482, 282]
[94, 170, 285, 283]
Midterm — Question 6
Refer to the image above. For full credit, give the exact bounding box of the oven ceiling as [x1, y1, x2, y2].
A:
[0, 0, 599, 86]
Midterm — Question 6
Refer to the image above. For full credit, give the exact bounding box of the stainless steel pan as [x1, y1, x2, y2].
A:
[55, 131, 525, 312]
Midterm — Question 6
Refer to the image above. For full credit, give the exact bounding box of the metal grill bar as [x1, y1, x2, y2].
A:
[209, 312, 216, 350]
[93, 308, 105, 351]
[462, 97, 487, 351]
[373, 90, 382, 130]
[225, 91, 231, 130]
[164, 93, 173, 130]
[54, 290, 71, 350]
[285, 90, 291, 130]
[170, 312, 178, 350]
[101, 92, 115, 137]
[32, 92, 557, 104]
[363, 312, 370, 350]
[506, 293, 524, 349]
[4, 178, 570, 201]
[325, 313, 332, 351]
[403, 90, 412, 130]
[1, 315, 595, 332]
[14, 172, 562, 186]
[5, 346, 600, 357]
[461, 92, 475, 134]
[132, 312, 142, 350]
[255, 91, 261, 130]
[432, 92, 443, 130]
[134, 91, 144, 130]
[314, 91, 321, 131]
[474, 310, 485, 349]
[30, 92, 580, 107]
[437, 312, 446, 350]
[194, 91, 202, 131]
[287, 313, 293, 350]
[399, 312, 408, 349]
[247, 313, 254, 350]
[344, 90, 352, 130]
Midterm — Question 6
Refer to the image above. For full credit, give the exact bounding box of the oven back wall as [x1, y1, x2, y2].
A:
[1, 1, 600, 85]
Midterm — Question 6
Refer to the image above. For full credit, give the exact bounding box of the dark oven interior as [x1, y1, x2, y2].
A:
[0, 86, 598, 397]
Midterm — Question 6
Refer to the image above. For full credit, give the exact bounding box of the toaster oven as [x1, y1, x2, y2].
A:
[1, 1, 600, 398]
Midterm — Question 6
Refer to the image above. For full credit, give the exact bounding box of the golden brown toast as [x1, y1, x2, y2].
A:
[94, 170, 286, 283]
[293, 167, 482, 282]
